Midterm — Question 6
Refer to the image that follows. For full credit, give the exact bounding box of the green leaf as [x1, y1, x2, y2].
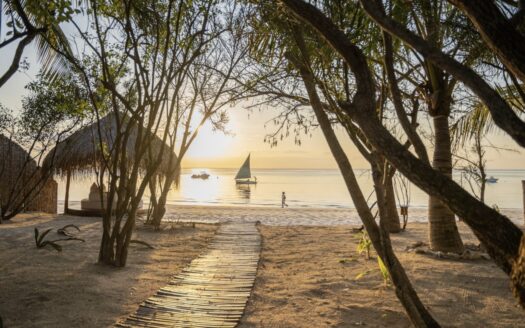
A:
[36, 228, 54, 246]
[355, 270, 371, 280]
[41, 241, 63, 252]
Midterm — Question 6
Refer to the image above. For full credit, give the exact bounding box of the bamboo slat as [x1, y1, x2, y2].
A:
[116, 222, 260, 328]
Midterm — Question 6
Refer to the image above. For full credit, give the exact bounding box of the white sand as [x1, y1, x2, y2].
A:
[165, 204, 524, 226]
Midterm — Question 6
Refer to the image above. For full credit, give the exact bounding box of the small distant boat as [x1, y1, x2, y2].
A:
[235, 154, 257, 185]
[485, 176, 498, 183]
[191, 171, 210, 179]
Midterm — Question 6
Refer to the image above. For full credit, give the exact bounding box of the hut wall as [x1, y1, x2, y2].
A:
[26, 178, 58, 214]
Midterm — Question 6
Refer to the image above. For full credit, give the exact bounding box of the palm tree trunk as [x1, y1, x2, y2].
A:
[429, 115, 463, 253]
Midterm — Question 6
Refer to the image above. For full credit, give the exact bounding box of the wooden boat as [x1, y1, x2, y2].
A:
[235, 154, 257, 184]
[191, 172, 210, 179]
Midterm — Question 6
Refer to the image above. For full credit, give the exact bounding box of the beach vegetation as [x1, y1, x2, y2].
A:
[34, 227, 84, 252]
[274, 0, 525, 310]
[1, 0, 525, 325]
[356, 231, 372, 260]
[0, 0, 77, 87]
[38, 0, 249, 267]
[0, 74, 86, 222]
[377, 256, 391, 287]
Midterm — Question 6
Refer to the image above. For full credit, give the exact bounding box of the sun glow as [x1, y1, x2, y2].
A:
[185, 121, 235, 160]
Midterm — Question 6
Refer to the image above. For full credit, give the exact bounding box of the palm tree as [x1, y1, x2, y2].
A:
[0, 0, 73, 87]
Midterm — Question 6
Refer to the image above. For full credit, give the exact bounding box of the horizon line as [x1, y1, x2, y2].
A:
[182, 166, 525, 171]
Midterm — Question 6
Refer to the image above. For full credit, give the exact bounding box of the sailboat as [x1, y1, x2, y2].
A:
[235, 154, 257, 185]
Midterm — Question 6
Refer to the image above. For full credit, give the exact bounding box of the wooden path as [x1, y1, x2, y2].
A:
[116, 222, 261, 328]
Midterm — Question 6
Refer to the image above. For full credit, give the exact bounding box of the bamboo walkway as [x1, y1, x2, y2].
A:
[116, 222, 261, 328]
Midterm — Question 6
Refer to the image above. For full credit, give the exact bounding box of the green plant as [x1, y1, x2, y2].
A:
[377, 256, 391, 286]
[355, 269, 373, 280]
[356, 231, 372, 260]
[34, 227, 84, 252]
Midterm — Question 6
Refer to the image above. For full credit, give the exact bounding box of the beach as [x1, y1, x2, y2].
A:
[0, 213, 217, 327]
[0, 206, 524, 327]
[240, 223, 525, 327]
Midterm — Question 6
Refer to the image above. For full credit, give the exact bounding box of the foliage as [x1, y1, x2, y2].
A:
[356, 231, 372, 260]
[19, 73, 88, 143]
[377, 256, 391, 286]
[34, 227, 84, 252]
[0, 105, 14, 133]
[0, 0, 79, 86]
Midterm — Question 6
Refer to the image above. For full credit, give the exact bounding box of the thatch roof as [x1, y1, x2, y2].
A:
[43, 113, 177, 177]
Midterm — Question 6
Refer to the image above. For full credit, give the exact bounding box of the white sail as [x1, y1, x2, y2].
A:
[235, 154, 251, 180]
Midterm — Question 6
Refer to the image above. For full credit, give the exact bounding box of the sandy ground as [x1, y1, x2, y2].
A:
[0, 213, 217, 327]
[1, 206, 524, 327]
[238, 222, 525, 328]
[164, 204, 524, 226]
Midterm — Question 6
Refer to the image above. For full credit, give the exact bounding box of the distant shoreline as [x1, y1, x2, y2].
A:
[58, 200, 524, 212]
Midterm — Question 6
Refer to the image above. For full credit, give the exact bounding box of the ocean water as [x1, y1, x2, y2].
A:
[58, 168, 525, 210]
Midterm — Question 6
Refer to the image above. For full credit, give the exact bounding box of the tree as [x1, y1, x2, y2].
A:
[0, 0, 75, 87]
[287, 26, 438, 326]
[147, 4, 249, 228]
[243, 3, 438, 324]
[48, 0, 243, 267]
[0, 73, 85, 221]
[275, 0, 525, 306]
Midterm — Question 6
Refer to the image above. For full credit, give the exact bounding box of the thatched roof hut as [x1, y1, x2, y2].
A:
[0, 135, 57, 218]
[0, 135, 38, 215]
[43, 113, 178, 212]
[44, 113, 177, 177]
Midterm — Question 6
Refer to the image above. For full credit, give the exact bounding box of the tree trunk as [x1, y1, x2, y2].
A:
[384, 171, 401, 233]
[150, 194, 167, 229]
[280, 0, 524, 304]
[98, 216, 115, 265]
[448, 0, 525, 83]
[522, 180, 525, 224]
[146, 178, 158, 224]
[64, 170, 71, 214]
[288, 36, 440, 325]
[372, 162, 439, 327]
[429, 115, 464, 253]
[512, 235, 525, 308]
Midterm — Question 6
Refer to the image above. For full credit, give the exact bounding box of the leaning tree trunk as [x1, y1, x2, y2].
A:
[429, 114, 464, 253]
[288, 39, 440, 324]
[372, 161, 439, 327]
[512, 235, 525, 307]
[384, 171, 401, 233]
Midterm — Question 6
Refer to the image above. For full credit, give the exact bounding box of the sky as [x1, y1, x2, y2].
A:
[1, 43, 524, 170]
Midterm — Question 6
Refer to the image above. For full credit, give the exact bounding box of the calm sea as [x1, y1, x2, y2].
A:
[58, 168, 525, 210]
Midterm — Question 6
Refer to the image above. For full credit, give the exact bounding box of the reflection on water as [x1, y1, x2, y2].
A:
[236, 184, 251, 200]
[56, 168, 525, 209]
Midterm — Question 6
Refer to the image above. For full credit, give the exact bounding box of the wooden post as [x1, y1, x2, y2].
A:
[64, 170, 71, 214]
[522, 180, 525, 224]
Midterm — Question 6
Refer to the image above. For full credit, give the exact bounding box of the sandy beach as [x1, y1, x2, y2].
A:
[164, 204, 524, 226]
[0, 213, 217, 327]
[0, 206, 524, 327]
[239, 223, 525, 327]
